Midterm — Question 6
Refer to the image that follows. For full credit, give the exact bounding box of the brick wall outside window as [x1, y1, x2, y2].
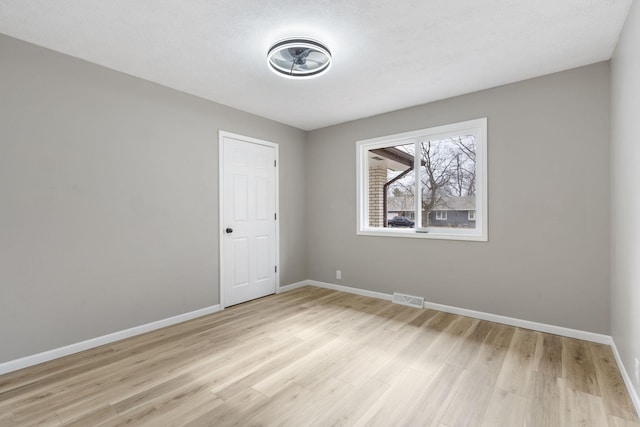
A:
[369, 167, 387, 227]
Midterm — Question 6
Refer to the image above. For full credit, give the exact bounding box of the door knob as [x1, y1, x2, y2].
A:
[225, 228, 233, 234]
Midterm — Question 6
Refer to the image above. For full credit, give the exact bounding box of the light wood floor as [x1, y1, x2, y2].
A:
[0, 286, 638, 427]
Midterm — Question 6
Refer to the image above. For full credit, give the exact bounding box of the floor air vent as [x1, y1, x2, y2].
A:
[392, 293, 424, 308]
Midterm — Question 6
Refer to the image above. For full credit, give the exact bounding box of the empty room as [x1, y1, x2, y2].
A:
[1, 1, 639, 426]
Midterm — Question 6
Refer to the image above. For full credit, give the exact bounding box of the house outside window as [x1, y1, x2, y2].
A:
[356, 118, 487, 241]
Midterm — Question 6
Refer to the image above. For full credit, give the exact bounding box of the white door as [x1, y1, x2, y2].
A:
[220, 132, 278, 308]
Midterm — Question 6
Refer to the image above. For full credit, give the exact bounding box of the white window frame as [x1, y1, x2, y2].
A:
[435, 211, 447, 221]
[356, 118, 488, 242]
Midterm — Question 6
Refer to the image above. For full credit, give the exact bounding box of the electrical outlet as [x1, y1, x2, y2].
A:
[635, 358, 639, 385]
[336, 270, 342, 280]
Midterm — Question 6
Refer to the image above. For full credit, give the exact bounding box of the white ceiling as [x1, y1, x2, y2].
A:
[0, 1, 631, 130]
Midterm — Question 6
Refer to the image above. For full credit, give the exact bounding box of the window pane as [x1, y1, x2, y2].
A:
[419, 135, 476, 229]
[357, 118, 486, 241]
[367, 143, 415, 228]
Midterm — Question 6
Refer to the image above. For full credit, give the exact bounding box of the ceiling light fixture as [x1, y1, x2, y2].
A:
[267, 38, 332, 78]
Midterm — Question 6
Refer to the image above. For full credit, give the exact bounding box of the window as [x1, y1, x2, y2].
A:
[356, 118, 487, 241]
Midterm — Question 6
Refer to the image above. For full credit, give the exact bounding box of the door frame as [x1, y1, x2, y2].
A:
[218, 130, 280, 310]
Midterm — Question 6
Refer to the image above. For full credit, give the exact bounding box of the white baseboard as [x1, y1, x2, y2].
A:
[0, 304, 220, 376]
[282, 280, 611, 344]
[276, 280, 309, 293]
[610, 341, 640, 415]
[307, 280, 394, 301]
[421, 300, 612, 345]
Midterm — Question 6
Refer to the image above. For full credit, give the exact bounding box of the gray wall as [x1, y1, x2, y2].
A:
[611, 0, 640, 401]
[0, 34, 307, 363]
[307, 63, 611, 334]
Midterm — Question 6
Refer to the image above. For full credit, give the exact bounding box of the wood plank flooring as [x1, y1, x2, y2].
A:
[0, 286, 638, 426]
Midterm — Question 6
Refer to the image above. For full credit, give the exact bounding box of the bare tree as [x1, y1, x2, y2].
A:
[383, 135, 476, 227]
[420, 136, 476, 227]
[419, 140, 457, 226]
[453, 136, 476, 196]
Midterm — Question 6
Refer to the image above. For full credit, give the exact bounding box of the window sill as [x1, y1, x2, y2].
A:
[357, 228, 487, 242]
